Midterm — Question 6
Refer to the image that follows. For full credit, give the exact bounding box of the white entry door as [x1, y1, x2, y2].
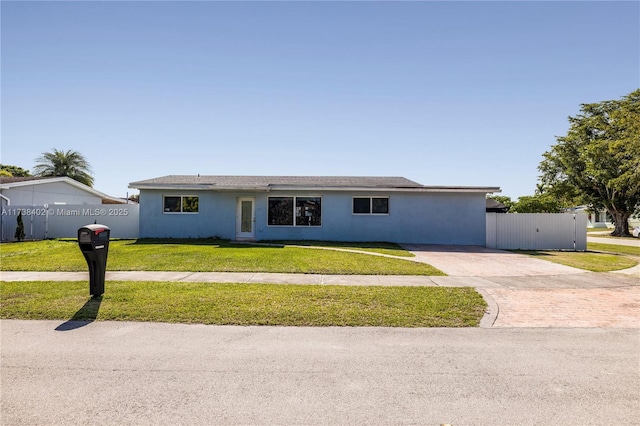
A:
[236, 197, 255, 240]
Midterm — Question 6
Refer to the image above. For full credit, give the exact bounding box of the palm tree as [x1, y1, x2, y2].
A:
[33, 149, 94, 187]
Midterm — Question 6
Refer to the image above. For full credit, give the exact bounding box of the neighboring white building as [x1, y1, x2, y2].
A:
[1, 176, 138, 241]
[570, 205, 639, 229]
[585, 208, 611, 228]
[0, 176, 124, 207]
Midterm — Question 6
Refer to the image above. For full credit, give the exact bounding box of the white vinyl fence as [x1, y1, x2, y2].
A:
[1, 204, 139, 241]
[486, 213, 587, 251]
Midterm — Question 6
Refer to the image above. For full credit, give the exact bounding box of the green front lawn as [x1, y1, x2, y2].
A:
[518, 250, 637, 272]
[0, 281, 486, 327]
[587, 227, 615, 233]
[587, 242, 640, 257]
[0, 239, 444, 276]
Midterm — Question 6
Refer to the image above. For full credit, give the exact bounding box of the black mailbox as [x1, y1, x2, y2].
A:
[78, 224, 110, 297]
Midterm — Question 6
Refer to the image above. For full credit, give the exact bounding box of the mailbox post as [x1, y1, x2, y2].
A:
[78, 224, 110, 297]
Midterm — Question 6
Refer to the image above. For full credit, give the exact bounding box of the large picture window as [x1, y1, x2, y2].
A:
[268, 197, 294, 225]
[353, 197, 389, 215]
[268, 196, 321, 226]
[164, 195, 199, 213]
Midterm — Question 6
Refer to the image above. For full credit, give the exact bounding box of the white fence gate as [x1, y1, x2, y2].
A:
[1, 204, 139, 241]
[486, 213, 587, 251]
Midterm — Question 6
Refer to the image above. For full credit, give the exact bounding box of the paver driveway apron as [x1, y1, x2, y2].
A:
[402, 244, 640, 328]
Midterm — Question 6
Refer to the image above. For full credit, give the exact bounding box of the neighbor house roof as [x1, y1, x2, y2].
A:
[0, 176, 125, 204]
[486, 198, 510, 213]
[129, 175, 500, 193]
[0, 176, 46, 184]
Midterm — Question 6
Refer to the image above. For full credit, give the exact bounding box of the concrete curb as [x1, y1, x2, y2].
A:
[476, 288, 499, 328]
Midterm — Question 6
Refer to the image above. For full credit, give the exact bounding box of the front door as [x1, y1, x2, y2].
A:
[236, 197, 255, 240]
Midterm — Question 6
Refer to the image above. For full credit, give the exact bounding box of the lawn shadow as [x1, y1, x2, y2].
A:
[270, 240, 404, 250]
[132, 238, 222, 246]
[512, 250, 553, 257]
[55, 296, 102, 331]
[131, 238, 285, 248]
[127, 238, 408, 252]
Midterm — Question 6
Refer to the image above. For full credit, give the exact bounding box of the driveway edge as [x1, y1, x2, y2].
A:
[476, 288, 498, 328]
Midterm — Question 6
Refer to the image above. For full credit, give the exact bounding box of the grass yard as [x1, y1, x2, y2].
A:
[587, 227, 615, 233]
[0, 239, 444, 275]
[587, 242, 640, 257]
[0, 281, 486, 327]
[518, 250, 637, 272]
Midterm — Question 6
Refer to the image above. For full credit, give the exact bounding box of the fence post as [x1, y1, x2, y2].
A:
[573, 213, 576, 251]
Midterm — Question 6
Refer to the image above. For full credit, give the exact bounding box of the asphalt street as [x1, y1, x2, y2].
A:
[2, 320, 639, 426]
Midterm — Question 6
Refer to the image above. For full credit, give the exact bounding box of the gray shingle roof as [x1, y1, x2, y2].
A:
[129, 175, 500, 193]
[129, 175, 424, 189]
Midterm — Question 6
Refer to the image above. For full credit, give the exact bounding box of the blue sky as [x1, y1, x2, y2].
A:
[2, 1, 638, 200]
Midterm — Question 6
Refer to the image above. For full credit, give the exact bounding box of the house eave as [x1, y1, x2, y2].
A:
[129, 183, 501, 194]
[129, 184, 270, 192]
[419, 186, 501, 193]
[270, 186, 500, 193]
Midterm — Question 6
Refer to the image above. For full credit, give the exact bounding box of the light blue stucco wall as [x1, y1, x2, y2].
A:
[138, 190, 487, 245]
[138, 190, 237, 239]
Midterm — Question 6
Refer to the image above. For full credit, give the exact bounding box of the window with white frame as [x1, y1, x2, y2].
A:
[163, 195, 199, 213]
[268, 196, 321, 226]
[352, 197, 389, 215]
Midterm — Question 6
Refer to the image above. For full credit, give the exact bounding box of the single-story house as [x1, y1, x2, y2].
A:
[0, 176, 125, 207]
[129, 175, 500, 245]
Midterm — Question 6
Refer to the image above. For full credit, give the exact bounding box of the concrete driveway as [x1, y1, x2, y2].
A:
[401, 244, 586, 276]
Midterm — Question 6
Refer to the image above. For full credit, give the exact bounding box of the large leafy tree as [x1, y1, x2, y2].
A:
[33, 149, 94, 187]
[0, 164, 31, 177]
[511, 194, 563, 213]
[539, 89, 640, 237]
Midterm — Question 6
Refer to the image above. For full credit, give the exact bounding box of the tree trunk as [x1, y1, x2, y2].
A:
[609, 211, 632, 237]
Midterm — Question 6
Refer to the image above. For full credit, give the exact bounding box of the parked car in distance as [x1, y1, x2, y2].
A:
[633, 226, 640, 238]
